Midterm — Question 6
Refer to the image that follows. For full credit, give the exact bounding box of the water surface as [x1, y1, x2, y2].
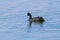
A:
[0, 0, 60, 40]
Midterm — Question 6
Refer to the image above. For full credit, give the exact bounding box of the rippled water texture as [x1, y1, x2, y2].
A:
[0, 0, 60, 40]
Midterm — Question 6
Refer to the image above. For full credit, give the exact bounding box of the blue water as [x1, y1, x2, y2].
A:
[0, 0, 60, 40]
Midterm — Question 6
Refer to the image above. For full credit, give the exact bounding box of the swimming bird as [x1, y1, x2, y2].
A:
[27, 12, 45, 24]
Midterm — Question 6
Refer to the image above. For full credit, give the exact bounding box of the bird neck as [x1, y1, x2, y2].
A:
[29, 14, 32, 19]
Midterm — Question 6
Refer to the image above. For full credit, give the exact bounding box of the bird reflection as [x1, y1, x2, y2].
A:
[27, 21, 44, 32]
[27, 21, 32, 32]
